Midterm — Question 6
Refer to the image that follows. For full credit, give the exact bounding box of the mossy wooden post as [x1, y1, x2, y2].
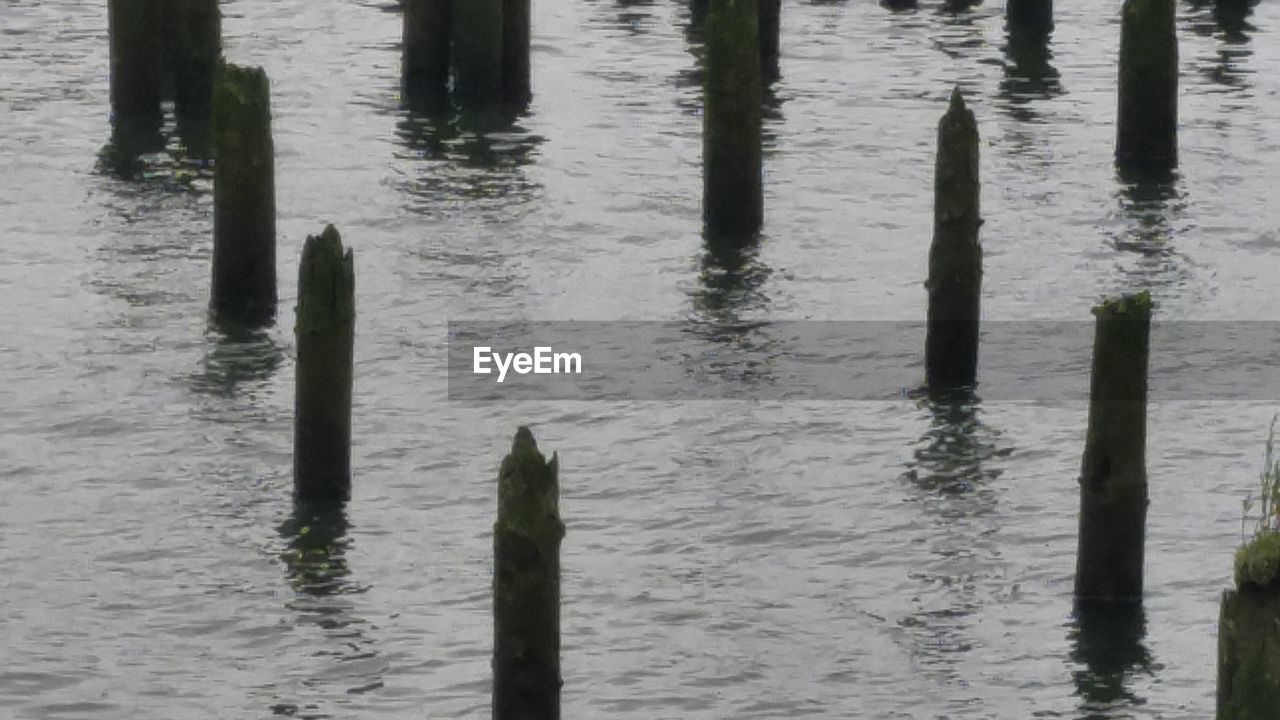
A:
[294, 226, 355, 503]
[1074, 292, 1152, 604]
[1219, 536, 1280, 718]
[452, 0, 504, 105]
[108, 0, 163, 123]
[925, 88, 982, 392]
[760, 0, 781, 80]
[1007, 0, 1053, 38]
[403, 0, 451, 104]
[703, 0, 762, 240]
[212, 62, 276, 325]
[494, 427, 564, 720]
[169, 0, 222, 119]
[1116, 0, 1177, 175]
[503, 0, 532, 107]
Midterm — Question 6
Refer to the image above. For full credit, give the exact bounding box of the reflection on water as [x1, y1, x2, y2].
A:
[686, 233, 778, 388]
[999, 25, 1062, 123]
[1185, 0, 1255, 92]
[279, 498, 356, 597]
[898, 395, 1008, 688]
[274, 498, 385, 710]
[191, 321, 284, 397]
[1069, 602, 1153, 717]
[610, 0, 657, 35]
[1106, 177, 1193, 291]
[98, 110, 215, 188]
[906, 392, 1007, 495]
[393, 106, 543, 212]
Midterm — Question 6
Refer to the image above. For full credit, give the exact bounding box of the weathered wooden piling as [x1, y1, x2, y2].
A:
[1116, 0, 1178, 175]
[211, 61, 277, 324]
[925, 88, 982, 392]
[169, 0, 222, 118]
[293, 225, 355, 503]
[1219, 535, 1280, 717]
[503, 0, 532, 106]
[452, 0, 505, 104]
[108, 0, 163, 122]
[1007, 0, 1053, 37]
[760, 0, 781, 80]
[1074, 292, 1152, 604]
[403, 0, 452, 104]
[703, 0, 763, 240]
[494, 427, 564, 720]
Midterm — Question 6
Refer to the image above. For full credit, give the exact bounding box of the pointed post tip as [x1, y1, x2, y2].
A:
[948, 85, 966, 112]
[512, 426, 537, 452]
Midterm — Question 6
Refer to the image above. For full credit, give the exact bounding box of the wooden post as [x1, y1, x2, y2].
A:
[403, 0, 452, 105]
[108, 0, 163, 123]
[211, 61, 277, 325]
[503, 0, 532, 107]
[494, 427, 564, 720]
[294, 226, 356, 502]
[760, 0, 781, 80]
[925, 87, 982, 392]
[1219, 535, 1280, 718]
[1074, 292, 1152, 604]
[452, 0, 504, 105]
[1007, 0, 1053, 37]
[1116, 0, 1177, 176]
[703, 0, 762, 241]
[169, 0, 222, 119]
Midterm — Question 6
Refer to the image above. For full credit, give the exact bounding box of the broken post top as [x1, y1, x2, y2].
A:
[1091, 291, 1153, 319]
[498, 427, 563, 539]
[935, 86, 980, 225]
[214, 60, 270, 117]
[297, 225, 356, 333]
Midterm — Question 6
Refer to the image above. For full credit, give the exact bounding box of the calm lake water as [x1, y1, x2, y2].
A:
[3, 0, 1280, 717]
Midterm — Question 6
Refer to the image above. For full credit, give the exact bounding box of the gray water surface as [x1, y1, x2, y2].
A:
[3, 0, 1280, 717]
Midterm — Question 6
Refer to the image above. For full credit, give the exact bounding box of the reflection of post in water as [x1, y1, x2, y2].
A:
[1001, 18, 1060, 103]
[1112, 175, 1180, 257]
[394, 104, 544, 209]
[97, 116, 166, 181]
[192, 320, 284, 397]
[694, 232, 770, 324]
[1212, 0, 1255, 41]
[907, 390, 1005, 494]
[1069, 602, 1151, 713]
[279, 498, 352, 596]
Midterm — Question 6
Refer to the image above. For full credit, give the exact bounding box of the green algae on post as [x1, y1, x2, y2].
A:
[1218, 424, 1280, 718]
[925, 87, 982, 393]
[168, 0, 222, 119]
[1218, 580, 1280, 718]
[1074, 291, 1152, 604]
[403, 0, 451, 105]
[1116, 0, 1178, 175]
[503, 0, 532, 107]
[293, 226, 355, 503]
[108, 0, 164, 123]
[494, 427, 564, 720]
[703, 0, 763, 241]
[212, 62, 277, 325]
[452, 0, 504, 105]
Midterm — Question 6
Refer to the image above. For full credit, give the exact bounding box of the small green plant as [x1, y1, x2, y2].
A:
[1234, 415, 1280, 589]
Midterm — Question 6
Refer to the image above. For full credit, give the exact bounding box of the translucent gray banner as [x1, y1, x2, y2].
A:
[446, 321, 1280, 401]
